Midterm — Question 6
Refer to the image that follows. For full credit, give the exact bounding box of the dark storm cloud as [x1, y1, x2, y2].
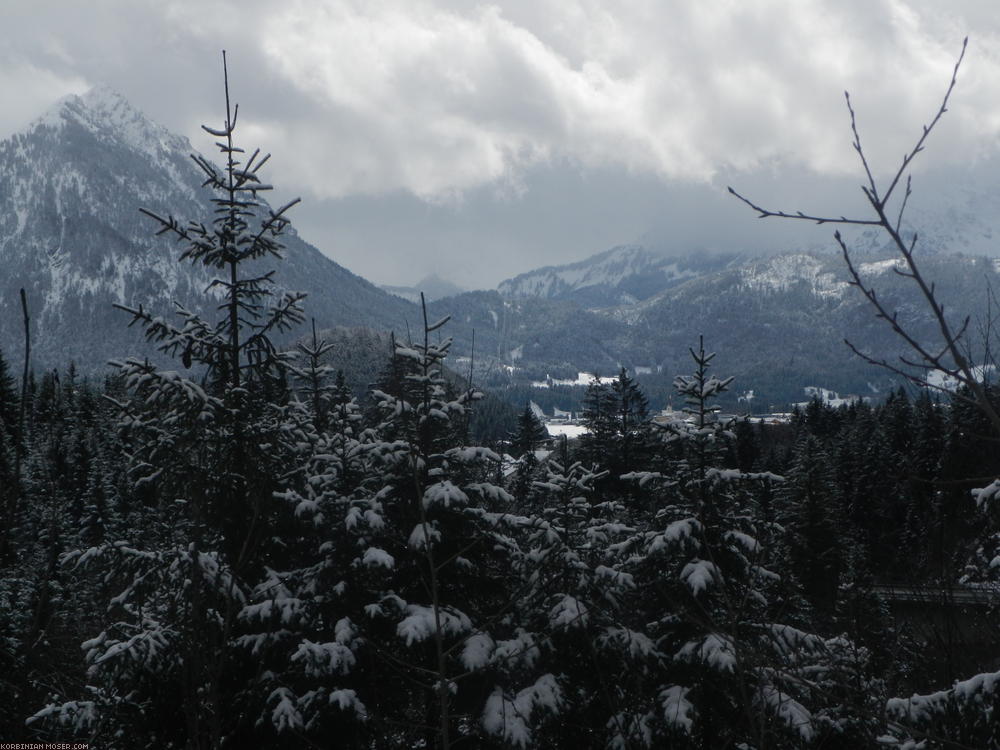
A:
[0, 1, 997, 286]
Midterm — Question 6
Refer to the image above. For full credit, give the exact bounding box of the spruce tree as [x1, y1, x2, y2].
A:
[31, 57, 305, 749]
[511, 402, 547, 459]
[0, 349, 17, 442]
[240, 301, 562, 748]
[0, 349, 18, 558]
[606, 340, 878, 747]
[579, 368, 652, 499]
[508, 403, 548, 501]
[777, 433, 842, 616]
[578, 375, 618, 469]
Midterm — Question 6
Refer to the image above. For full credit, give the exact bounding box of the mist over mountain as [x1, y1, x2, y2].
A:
[497, 245, 739, 308]
[1, 87, 998, 412]
[452, 241, 1000, 410]
[380, 273, 466, 303]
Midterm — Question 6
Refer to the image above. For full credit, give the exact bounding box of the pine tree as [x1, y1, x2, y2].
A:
[604, 340, 878, 747]
[511, 402, 547, 459]
[578, 374, 618, 469]
[778, 433, 842, 616]
[578, 368, 652, 499]
[0, 349, 17, 441]
[507, 402, 549, 501]
[0, 349, 18, 559]
[287, 319, 337, 432]
[510, 455, 638, 747]
[239, 301, 562, 748]
[903, 390, 945, 575]
[31, 57, 305, 749]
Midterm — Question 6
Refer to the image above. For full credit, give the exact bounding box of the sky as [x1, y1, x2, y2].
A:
[1, 1, 999, 288]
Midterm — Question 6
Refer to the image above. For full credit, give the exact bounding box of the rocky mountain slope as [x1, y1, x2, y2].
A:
[0, 86, 417, 371]
[451, 244, 1000, 409]
[497, 244, 736, 308]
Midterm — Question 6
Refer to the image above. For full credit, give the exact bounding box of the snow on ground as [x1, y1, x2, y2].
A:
[927, 365, 995, 391]
[858, 258, 905, 275]
[546, 424, 588, 438]
[794, 386, 867, 409]
[739, 254, 848, 299]
[531, 372, 618, 388]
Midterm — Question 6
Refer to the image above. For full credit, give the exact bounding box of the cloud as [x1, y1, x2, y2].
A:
[2, 1, 997, 202]
[235, 0, 999, 200]
[0, 61, 89, 135]
[1, 1, 999, 286]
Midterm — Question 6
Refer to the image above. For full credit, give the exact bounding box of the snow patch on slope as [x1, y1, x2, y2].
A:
[498, 245, 700, 301]
[30, 85, 197, 203]
[858, 258, 906, 275]
[739, 254, 848, 298]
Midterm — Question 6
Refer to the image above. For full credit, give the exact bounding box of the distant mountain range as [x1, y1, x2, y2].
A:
[437, 244, 1000, 410]
[380, 274, 465, 303]
[497, 245, 736, 308]
[1, 88, 997, 410]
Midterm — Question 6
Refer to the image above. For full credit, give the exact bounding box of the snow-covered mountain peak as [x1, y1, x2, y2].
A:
[79, 84, 135, 119]
[31, 85, 192, 165]
[0, 86, 416, 371]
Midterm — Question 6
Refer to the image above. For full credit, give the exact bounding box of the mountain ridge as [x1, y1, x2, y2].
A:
[380, 273, 466, 303]
[0, 86, 419, 371]
[496, 244, 740, 308]
[2, 88, 998, 412]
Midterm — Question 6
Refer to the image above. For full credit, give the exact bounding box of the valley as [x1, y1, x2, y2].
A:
[0, 87, 996, 418]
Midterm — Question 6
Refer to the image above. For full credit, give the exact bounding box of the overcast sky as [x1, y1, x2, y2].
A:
[2, 1, 999, 287]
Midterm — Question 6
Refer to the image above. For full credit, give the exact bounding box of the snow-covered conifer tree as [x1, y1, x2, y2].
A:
[601, 339, 879, 747]
[30, 56, 305, 749]
[511, 402, 548, 460]
[239, 299, 562, 748]
[578, 368, 653, 501]
[507, 402, 548, 499]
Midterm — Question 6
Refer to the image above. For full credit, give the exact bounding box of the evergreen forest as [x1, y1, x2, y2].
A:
[3, 65, 1000, 750]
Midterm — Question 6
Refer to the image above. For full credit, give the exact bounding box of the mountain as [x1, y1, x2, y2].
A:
[455, 245, 1000, 411]
[426, 290, 632, 376]
[497, 244, 736, 307]
[2, 87, 996, 411]
[0, 86, 418, 372]
[380, 273, 465, 303]
[612, 252, 948, 406]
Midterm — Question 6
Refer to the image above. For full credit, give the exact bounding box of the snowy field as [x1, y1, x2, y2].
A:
[545, 423, 588, 438]
[531, 372, 618, 388]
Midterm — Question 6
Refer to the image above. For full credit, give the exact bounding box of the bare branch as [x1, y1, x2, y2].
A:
[726, 186, 880, 226]
[732, 39, 1000, 436]
[845, 90, 880, 203]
